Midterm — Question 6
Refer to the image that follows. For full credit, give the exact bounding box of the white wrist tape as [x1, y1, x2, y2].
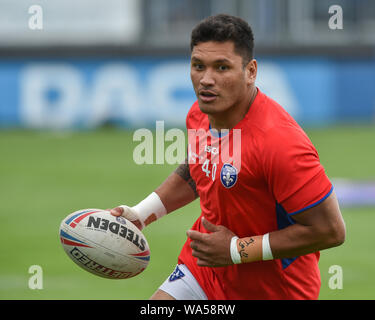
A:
[132, 192, 167, 225]
[262, 233, 273, 260]
[230, 236, 242, 264]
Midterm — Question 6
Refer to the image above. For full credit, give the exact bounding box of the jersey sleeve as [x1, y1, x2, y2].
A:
[261, 124, 333, 215]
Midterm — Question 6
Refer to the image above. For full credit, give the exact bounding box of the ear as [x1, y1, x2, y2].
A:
[245, 59, 257, 86]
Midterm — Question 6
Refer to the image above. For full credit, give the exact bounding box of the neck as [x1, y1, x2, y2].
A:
[208, 86, 257, 131]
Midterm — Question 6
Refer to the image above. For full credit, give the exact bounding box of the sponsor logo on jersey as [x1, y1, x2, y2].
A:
[220, 163, 238, 188]
[169, 265, 185, 282]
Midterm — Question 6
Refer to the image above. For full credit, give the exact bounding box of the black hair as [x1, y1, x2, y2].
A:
[190, 14, 255, 66]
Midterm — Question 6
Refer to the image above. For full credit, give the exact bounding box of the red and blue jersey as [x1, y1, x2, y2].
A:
[177, 89, 333, 300]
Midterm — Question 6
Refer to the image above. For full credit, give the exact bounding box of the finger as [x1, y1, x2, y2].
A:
[109, 207, 124, 216]
[186, 229, 206, 242]
[190, 240, 206, 253]
[191, 247, 208, 260]
[201, 217, 219, 233]
[131, 220, 143, 231]
[196, 258, 212, 267]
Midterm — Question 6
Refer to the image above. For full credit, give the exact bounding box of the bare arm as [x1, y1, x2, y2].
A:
[237, 191, 346, 263]
[156, 157, 199, 213]
[271, 191, 345, 258]
[110, 158, 198, 228]
[187, 190, 346, 267]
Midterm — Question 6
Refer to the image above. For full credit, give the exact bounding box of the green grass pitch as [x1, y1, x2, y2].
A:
[0, 125, 374, 299]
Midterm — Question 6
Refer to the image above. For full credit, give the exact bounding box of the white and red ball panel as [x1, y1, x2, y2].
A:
[59, 209, 150, 279]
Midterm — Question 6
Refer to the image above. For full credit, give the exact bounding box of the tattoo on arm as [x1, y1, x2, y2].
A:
[174, 158, 199, 198]
[238, 238, 255, 259]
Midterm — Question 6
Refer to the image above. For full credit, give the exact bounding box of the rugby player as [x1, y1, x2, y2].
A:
[110, 14, 346, 300]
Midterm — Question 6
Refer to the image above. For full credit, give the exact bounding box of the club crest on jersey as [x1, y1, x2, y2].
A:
[220, 163, 238, 189]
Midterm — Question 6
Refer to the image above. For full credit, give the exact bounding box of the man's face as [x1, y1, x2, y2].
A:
[190, 41, 256, 115]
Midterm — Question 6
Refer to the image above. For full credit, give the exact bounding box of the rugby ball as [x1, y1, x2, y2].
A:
[59, 208, 150, 279]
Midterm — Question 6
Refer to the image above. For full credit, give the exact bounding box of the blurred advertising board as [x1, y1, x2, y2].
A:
[0, 57, 374, 129]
